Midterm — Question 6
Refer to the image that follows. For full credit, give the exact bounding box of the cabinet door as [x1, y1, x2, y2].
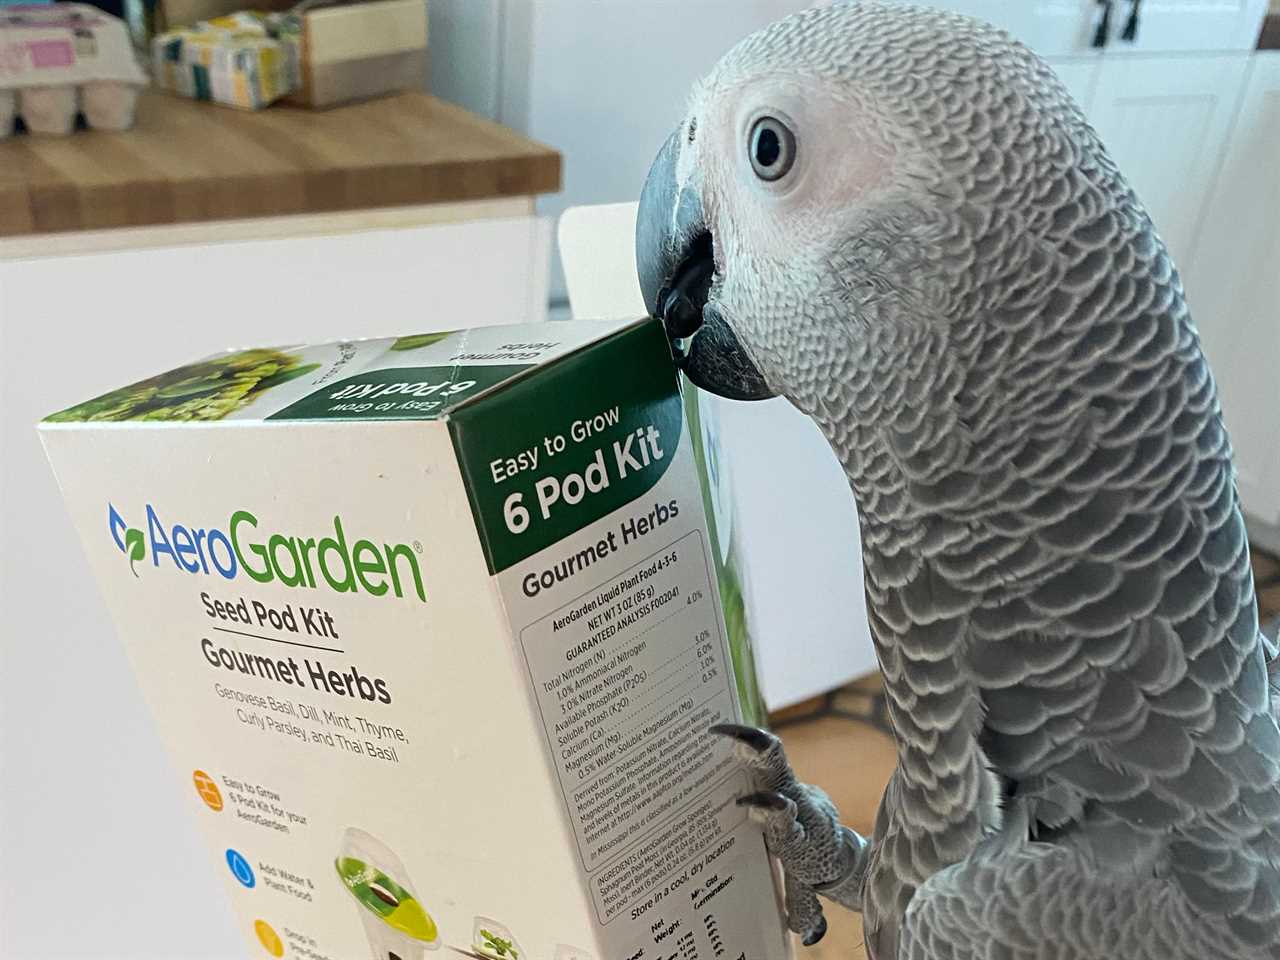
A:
[907, 2, 1095, 57]
[1087, 54, 1250, 268]
[921, 1, 1266, 56]
[1182, 55, 1280, 527]
[1100, 1, 1269, 55]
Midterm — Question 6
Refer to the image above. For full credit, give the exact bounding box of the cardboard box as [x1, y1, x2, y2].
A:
[40, 319, 789, 960]
[286, 0, 427, 108]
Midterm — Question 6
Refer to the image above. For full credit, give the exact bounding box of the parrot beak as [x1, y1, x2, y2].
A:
[636, 130, 776, 401]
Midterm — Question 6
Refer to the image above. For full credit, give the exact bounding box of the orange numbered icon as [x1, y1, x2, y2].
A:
[255, 919, 285, 957]
[193, 770, 224, 812]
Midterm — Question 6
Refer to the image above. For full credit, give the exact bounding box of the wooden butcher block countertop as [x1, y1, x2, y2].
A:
[0, 91, 562, 237]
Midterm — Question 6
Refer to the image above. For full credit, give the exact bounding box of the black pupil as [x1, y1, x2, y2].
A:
[755, 126, 781, 167]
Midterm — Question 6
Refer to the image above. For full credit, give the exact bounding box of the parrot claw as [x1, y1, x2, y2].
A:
[710, 722, 778, 754]
[713, 722, 868, 940]
[737, 790, 791, 812]
[802, 912, 828, 946]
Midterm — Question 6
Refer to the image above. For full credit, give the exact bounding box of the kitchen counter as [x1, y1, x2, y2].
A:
[0, 90, 561, 250]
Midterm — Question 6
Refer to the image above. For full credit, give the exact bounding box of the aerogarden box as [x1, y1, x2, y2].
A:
[39, 318, 789, 960]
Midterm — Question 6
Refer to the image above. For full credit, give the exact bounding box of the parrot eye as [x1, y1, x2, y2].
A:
[748, 116, 795, 182]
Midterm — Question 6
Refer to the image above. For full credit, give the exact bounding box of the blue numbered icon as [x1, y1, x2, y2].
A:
[226, 848, 255, 888]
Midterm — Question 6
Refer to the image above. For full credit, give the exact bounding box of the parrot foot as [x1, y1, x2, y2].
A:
[710, 723, 869, 946]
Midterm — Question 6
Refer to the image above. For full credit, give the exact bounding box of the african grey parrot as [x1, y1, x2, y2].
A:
[634, 3, 1280, 959]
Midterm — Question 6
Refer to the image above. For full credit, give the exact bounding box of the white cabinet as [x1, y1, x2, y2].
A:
[1182, 54, 1280, 528]
[1102, 1, 1270, 55]
[1085, 54, 1251, 267]
[926, 1, 1267, 55]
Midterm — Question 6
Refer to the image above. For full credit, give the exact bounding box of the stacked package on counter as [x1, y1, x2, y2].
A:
[0, 3, 147, 136]
[151, 11, 298, 109]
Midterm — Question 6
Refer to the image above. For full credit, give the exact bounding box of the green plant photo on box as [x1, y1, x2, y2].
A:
[389, 331, 454, 351]
[683, 378, 767, 728]
[477, 929, 518, 958]
[45, 348, 320, 423]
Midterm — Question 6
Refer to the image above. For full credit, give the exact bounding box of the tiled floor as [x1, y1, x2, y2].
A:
[769, 544, 1280, 958]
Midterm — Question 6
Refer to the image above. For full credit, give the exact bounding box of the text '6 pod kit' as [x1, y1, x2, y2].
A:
[41, 318, 791, 960]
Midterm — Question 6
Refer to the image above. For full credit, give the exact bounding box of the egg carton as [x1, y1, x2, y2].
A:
[0, 3, 146, 137]
[0, 81, 138, 136]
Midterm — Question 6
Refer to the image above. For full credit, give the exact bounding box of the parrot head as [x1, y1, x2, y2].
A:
[637, 2, 1104, 450]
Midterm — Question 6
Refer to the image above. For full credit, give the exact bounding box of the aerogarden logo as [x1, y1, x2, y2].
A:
[107, 504, 426, 602]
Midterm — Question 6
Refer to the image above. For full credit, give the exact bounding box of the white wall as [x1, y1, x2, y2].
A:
[428, 0, 505, 120]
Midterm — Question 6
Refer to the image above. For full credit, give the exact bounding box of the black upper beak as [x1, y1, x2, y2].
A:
[636, 129, 775, 401]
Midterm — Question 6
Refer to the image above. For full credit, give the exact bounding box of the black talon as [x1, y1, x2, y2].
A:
[736, 790, 790, 811]
[802, 914, 828, 946]
[710, 722, 777, 753]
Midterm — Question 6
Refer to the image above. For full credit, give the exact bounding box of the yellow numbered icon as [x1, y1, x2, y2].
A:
[254, 919, 284, 957]
[192, 770, 223, 812]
